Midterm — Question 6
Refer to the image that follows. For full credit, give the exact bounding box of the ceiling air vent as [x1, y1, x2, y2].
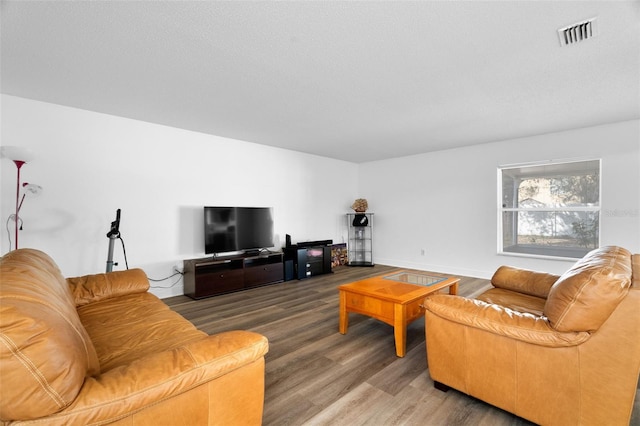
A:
[558, 17, 599, 46]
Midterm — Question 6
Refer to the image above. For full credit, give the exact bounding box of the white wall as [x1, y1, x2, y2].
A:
[0, 95, 358, 297]
[3, 95, 638, 296]
[359, 120, 640, 278]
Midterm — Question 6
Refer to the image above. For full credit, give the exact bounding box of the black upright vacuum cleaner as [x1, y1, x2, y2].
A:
[105, 209, 121, 272]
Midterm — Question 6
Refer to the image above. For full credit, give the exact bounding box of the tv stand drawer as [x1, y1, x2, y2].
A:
[189, 269, 243, 298]
[245, 263, 284, 288]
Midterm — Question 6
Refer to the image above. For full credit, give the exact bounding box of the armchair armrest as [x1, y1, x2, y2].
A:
[67, 269, 150, 306]
[491, 266, 560, 299]
[42, 331, 269, 425]
[424, 294, 589, 347]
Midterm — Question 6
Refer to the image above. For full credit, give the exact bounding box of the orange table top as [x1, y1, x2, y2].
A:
[338, 271, 460, 304]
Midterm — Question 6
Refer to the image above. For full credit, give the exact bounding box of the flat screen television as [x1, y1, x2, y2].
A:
[204, 206, 274, 254]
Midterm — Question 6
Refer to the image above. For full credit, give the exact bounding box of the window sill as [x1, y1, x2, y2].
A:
[500, 244, 590, 261]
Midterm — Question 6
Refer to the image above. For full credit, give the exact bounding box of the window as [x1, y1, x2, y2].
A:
[498, 159, 600, 259]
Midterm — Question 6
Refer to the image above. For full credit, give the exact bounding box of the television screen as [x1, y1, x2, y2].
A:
[204, 207, 274, 254]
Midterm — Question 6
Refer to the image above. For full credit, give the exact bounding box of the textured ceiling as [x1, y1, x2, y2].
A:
[1, 1, 639, 163]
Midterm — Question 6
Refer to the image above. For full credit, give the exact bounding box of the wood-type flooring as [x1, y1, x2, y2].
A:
[165, 264, 640, 426]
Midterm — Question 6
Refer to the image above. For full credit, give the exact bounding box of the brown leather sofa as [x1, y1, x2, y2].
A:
[424, 245, 640, 426]
[0, 248, 269, 425]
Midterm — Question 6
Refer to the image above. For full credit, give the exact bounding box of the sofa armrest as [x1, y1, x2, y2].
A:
[424, 294, 589, 347]
[67, 269, 150, 306]
[38, 331, 269, 425]
[491, 266, 560, 299]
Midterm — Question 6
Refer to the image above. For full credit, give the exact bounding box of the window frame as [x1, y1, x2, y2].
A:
[497, 158, 601, 260]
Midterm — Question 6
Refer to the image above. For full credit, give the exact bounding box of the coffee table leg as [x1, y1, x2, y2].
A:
[339, 291, 348, 334]
[393, 303, 406, 357]
[449, 282, 459, 295]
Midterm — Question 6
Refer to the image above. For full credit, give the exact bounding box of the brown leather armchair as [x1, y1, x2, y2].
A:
[424, 246, 640, 426]
[1, 249, 269, 425]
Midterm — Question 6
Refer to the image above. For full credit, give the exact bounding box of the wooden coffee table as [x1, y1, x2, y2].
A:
[338, 271, 459, 357]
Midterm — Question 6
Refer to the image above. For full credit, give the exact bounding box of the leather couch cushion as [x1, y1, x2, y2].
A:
[67, 268, 150, 306]
[477, 288, 546, 317]
[544, 246, 632, 332]
[632, 254, 640, 288]
[0, 249, 100, 421]
[78, 291, 208, 371]
[491, 265, 559, 299]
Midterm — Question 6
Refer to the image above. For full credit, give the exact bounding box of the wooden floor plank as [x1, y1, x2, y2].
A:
[366, 341, 427, 397]
[304, 382, 393, 426]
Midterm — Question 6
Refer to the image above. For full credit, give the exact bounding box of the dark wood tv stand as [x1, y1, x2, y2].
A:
[183, 251, 284, 299]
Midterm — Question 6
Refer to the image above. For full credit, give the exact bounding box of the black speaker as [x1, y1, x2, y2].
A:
[322, 246, 332, 273]
[284, 260, 294, 281]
